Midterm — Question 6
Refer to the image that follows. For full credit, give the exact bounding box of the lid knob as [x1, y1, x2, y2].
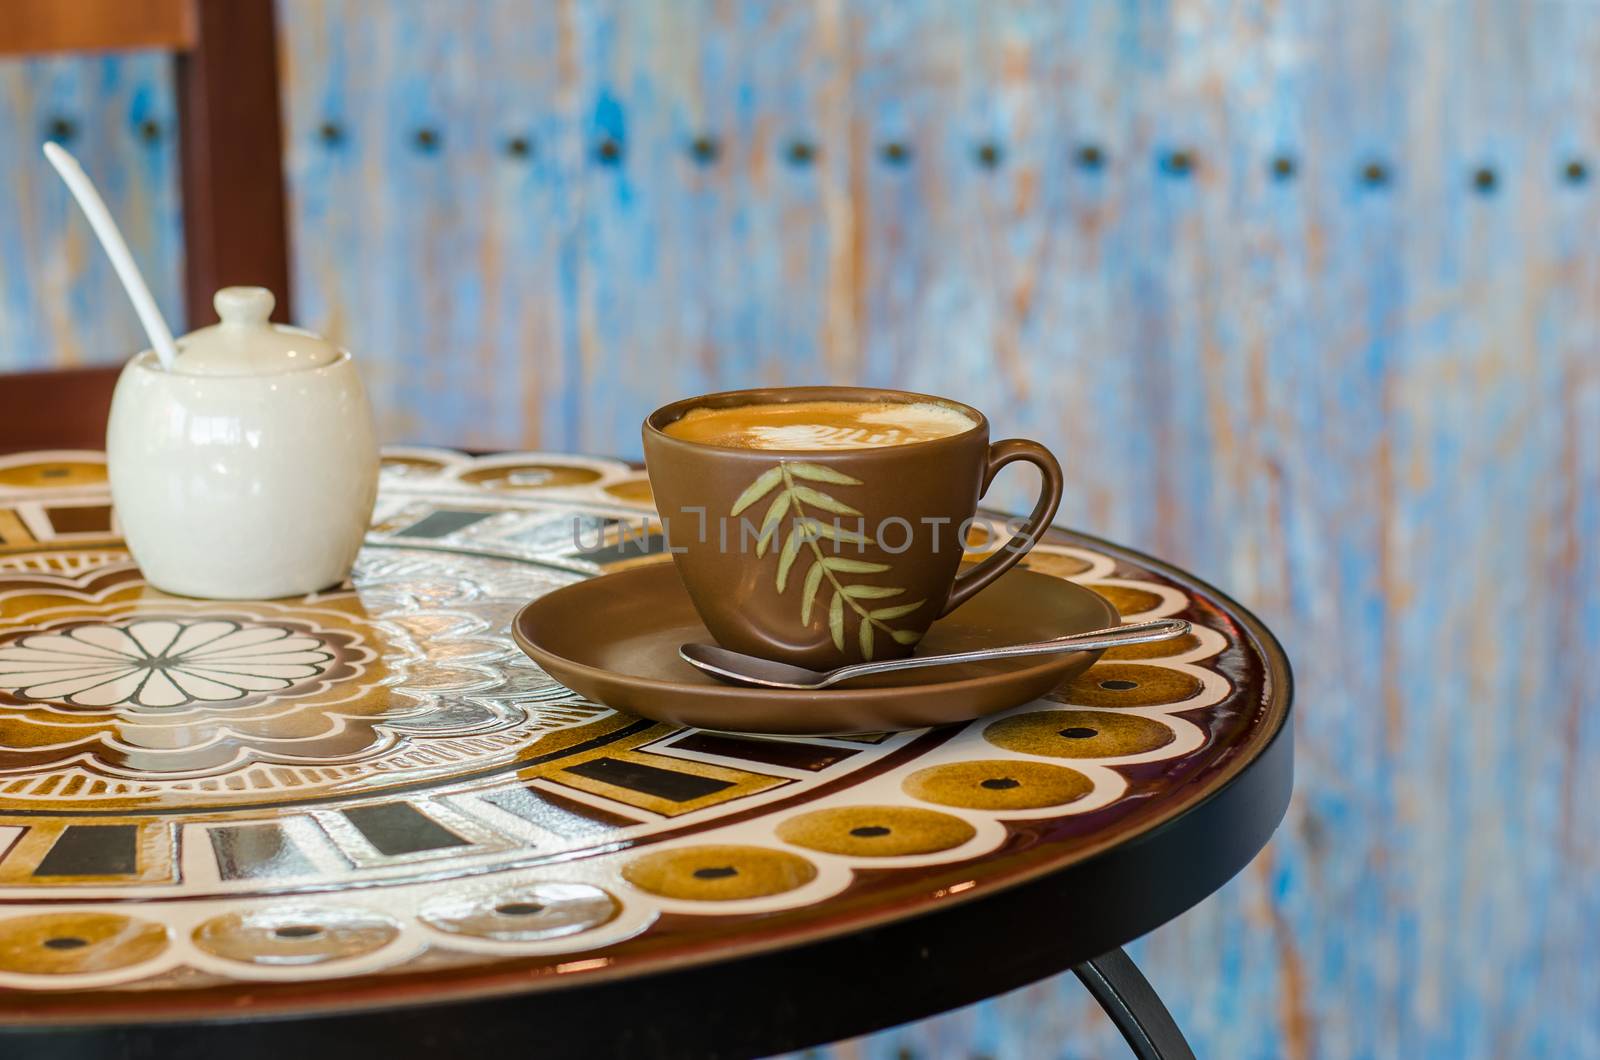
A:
[214, 286, 275, 327]
[169, 286, 342, 376]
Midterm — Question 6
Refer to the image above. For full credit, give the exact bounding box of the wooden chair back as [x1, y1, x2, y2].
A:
[0, 0, 291, 453]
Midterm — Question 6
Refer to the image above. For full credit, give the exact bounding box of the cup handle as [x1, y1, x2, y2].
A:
[940, 438, 1064, 616]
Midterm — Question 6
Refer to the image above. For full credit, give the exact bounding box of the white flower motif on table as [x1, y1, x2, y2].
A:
[0, 618, 336, 709]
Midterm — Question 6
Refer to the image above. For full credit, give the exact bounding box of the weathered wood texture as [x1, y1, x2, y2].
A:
[0, 49, 182, 369]
[1, 2, 1598, 1057]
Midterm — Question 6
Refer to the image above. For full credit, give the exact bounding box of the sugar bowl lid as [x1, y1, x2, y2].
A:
[171, 287, 343, 376]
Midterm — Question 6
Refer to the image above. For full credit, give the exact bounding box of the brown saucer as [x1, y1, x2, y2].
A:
[511, 562, 1120, 734]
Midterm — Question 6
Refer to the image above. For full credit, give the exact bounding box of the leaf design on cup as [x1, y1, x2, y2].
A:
[729, 461, 925, 660]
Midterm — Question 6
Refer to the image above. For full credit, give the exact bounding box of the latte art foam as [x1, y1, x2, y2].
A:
[663, 399, 977, 451]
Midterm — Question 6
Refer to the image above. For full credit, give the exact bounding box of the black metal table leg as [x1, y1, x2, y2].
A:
[1072, 947, 1198, 1060]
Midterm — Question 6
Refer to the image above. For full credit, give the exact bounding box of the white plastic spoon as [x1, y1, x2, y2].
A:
[42, 141, 180, 371]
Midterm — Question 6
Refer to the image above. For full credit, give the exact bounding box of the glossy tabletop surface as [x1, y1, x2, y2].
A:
[0, 448, 1290, 1030]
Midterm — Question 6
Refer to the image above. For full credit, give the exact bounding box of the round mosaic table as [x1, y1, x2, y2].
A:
[0, 448, 1291, 1060]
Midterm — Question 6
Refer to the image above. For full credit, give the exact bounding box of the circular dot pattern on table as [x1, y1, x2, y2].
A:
[460, 464, 604, 490]
[192, 906, 400, 967]
[420, 882, 620, 942]
[0, 460, 108, 489]
[1047, 663, 1204, 708]
[379, 454, 453, 476]
[1021, 551, 1094, 578]
[985, 709, 1177, 759]
[903, 760, 1095, 810]
[776, 806, 976, 856]
[1101, 632, 1204, 661]
[1086, 584, 1167, 615]
[623, 845, 818, 901]
[0, 913, 169, 975]
[602, 477, 654, 505]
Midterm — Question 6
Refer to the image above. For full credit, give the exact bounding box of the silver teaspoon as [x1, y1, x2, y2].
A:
[680, 617, 1190, 691]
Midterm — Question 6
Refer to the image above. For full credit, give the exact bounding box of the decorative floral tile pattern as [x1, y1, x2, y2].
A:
[0, 449, 1285, 1019]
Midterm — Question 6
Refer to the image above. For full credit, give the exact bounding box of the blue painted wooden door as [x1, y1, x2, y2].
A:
[1, 2, 1597, 1056]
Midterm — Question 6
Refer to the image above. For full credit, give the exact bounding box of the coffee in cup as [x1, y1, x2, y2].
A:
[643, 387, 1063, 671]
[660, 398, 978, 451]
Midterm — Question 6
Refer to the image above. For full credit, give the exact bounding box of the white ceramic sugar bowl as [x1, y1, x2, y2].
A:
[107, 287, 378, 599]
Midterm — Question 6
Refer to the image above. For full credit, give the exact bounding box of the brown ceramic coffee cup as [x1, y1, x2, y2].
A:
[642, 386, 1064, 670]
